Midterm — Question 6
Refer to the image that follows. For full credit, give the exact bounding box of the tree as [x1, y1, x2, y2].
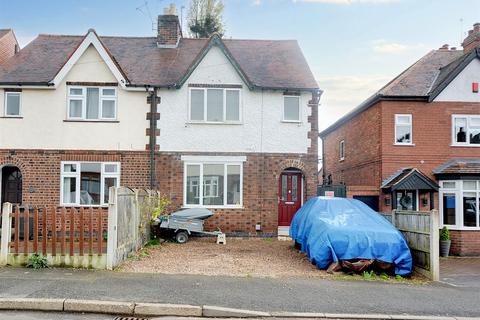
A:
[187, 0, 225, 38]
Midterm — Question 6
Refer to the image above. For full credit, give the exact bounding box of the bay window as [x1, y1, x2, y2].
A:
[67, 86, 117, 120]
[440, 180, 480, 229]
[452, 115, 480, 146]
[189, 87, 241, 123]
[61, 161, 120, 206]
[183, 159, 243, 208]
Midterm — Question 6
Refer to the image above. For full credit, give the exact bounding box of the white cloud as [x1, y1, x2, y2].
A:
[372, 39, 425, 54]
[317, 75, 391, 131]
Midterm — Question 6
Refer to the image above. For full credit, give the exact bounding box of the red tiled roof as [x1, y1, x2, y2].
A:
[434, 159, 480, 175]
[0, 33, 319, 90]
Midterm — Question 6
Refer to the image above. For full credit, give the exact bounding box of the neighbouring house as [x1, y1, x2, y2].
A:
[0, 8, 320, 236]
[320, 23, 480, 256]
[0, 29, 18, 65]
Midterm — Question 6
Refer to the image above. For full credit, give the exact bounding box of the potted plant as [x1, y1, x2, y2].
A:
[440, 226, 451, 257]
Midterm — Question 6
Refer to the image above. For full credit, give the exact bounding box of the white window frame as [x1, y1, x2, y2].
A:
[4, 92, 21, 117]
[67, 86, 117, 121]
[188, 87, 242, 124]
[183, 158, 244, 209]
[439, 180, 480, 230]
[60, 161, 121, 207]
[282, 95, 301, 123]
[339, 140, 345, 161]
[394, 114, 413, 145]
[451, 115, 480, 147]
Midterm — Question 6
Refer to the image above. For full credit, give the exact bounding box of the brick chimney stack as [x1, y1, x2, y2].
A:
[462, 23, 480, 54]
[157, 4, 182, 48]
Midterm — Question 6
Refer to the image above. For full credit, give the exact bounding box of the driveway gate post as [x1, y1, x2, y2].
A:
[0, 202, 13, 265]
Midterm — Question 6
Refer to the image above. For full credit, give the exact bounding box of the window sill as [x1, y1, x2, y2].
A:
[450, 144, 480, 147]
[186, 121, 243, 125]
[281, 120, 302, 124]
[182, 205, 244, 210]
[0, 116, 23, 119]
[64, 120, 119, 123]
[440, 225, 480, 231]
[393, 143, 415, 146]
[59, 205, 108, 208]
[339, 158, 345, 162]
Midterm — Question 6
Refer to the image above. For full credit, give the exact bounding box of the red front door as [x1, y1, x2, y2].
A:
[278, 172, 302, 226]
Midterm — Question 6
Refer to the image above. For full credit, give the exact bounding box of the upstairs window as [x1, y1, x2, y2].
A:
[67, 87, 117, 121]
[283, 96, 300, 122]
[395, 114, 412, 144]
[339, 140, 345, 161]
[61, 161, 120, 206]
[189, 88, 241, 123]
[453, 115, 480, 146]
[4, 92, 21, 117]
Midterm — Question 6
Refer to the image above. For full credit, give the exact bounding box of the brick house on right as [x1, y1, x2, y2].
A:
[320, 23, 480, 256]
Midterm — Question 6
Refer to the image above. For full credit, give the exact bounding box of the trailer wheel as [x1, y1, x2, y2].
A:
[175, 231, 189, 244]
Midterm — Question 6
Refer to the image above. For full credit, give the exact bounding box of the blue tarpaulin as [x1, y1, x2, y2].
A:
[290, 197, 412, 275]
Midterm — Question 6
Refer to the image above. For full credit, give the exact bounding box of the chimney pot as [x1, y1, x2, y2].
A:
[462, 23, 480, 54]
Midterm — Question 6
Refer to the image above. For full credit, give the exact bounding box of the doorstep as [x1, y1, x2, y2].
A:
[278, 226, 292, 241]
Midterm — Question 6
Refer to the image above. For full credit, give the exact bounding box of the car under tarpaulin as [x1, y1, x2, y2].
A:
[290, 197, 412, 276]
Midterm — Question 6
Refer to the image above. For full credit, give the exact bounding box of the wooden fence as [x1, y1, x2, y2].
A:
[386, 209, 439, 281]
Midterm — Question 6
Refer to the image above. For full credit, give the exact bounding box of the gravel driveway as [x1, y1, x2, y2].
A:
[119, 237, 329, 278]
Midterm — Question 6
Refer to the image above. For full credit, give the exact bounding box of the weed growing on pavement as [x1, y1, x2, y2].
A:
[362, 270, 376, 280]
[145, 239, 161, 247]
[26, 253, 48, 269]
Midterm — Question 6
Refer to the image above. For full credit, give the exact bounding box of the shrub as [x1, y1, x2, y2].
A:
[26, 253, 48, 269]
[440, 226, 450, 241]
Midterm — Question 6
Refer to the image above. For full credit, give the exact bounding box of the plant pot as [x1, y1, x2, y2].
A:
[440, 239, 451, 257]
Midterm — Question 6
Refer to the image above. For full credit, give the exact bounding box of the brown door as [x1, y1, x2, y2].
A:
[1, 167, 22, 206]
[278, 172, 302, 226]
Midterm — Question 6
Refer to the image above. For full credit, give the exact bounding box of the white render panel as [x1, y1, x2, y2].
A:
[434, 59, 480, 102]
[0, 46, 149, 150]
[157, 46, 312, 154]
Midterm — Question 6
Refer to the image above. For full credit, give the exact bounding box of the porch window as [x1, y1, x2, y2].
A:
[440, 180, 480, 229]
[189, 88, 241, 123]
[452, 115, 480, 146]
[61, 161, 120, 206]
[184, 160, 243, 208]
[5, 92, 21, 117]
[339, 140, 345, 161]
[283, 96, 300, 122]
[67, 87, 117, 121]
[394, 114, 412, 144]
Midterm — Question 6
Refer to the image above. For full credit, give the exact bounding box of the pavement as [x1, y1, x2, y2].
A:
[440, 257, 480, 288]
[0, 267, 479, 318]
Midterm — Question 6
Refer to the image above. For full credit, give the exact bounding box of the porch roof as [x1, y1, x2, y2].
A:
[381, 168, 439, 192]
[433, 159, 480, 178]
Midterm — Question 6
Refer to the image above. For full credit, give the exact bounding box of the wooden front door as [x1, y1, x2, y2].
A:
[1, 167, 22, 206]
[278, 172, 302, 226]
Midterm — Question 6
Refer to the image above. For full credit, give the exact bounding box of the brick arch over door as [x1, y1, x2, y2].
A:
[0, 157, 26, 206]
[277, 159, 307, 178]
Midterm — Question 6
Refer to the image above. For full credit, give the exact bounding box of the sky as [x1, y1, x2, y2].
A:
[1, 0, 479, 131]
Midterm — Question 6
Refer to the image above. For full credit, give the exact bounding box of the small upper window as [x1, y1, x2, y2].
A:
[283, 96, 300, 122]
[453, 115, 480, 145]
[5, 92, 21, 117]
[189, 88, 240, 123]
[67, 86, 117, 121]
[339, 140, 345, 160]
[395, 114, 412, 144]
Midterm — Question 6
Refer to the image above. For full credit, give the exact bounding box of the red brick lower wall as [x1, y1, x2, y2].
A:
[156, 152, 318, 235]
[450, 230, 480, 256]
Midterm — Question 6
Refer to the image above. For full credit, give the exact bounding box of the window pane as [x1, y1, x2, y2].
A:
[6, 93, 20, 116]
[455, 118, 467, 143]
[102, 88, 115, 96]
[396, 126, 411, 143]
[63, 177, 76, 204]
[227, 165, 241, 205]
[397, 191, 414, 210]
[104, 164, 118, 173]
[292, 175, 298, 202]
[442, 194, 456, 225]
[442, 181, 456, 189]
[63, 163, 77, 173]
[281, 175, 287, 201]
[203, 164, 224, 205]
[70, 88, 83, 95]
[186, 164, 200, 205]
[470, 128, 480, 144]
[463, 181, 477, 190]
[206, 89, 223, 122]
[226, 90, 240, 121]
[80, 163, 101, 205]
[190, 89, 204, 121]
[102, 100, 116, 119]
[463, 193, 477, 227]
[396, 116, 411, 125]
[104, 177, 117, 204]
[69, 99, 83, 118]
[86, 88, 99, 119]
[284, 97, 300, 121]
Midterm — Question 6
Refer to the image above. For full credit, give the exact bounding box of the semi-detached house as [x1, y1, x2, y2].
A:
[320, 23, 480, 255]
[0, 12, 321, 236]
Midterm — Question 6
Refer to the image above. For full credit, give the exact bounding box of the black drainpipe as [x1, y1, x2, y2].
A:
[148, 87, 160, 190]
